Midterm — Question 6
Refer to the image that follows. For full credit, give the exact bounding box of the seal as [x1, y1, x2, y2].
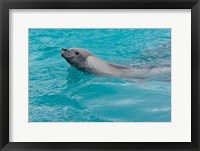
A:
[61, 48, 170, 80]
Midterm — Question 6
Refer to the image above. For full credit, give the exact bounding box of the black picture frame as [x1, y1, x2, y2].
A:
[0, 0, 199, 151]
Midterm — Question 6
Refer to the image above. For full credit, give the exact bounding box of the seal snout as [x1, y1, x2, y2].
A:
[61, 48, 68, 56]
[61, 48, 68, 53]
[62, 48, 68, 51]
[61, 48, 72, 59]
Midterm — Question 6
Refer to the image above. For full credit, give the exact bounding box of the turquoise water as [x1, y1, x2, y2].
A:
[29, 29, 171, 122]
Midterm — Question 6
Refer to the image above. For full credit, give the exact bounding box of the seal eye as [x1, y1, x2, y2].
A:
[75, 51, 79, 56]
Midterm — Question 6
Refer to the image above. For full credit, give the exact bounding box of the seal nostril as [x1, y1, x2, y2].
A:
[64, 48, 68, 51]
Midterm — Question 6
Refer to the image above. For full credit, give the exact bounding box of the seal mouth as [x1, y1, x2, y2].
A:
[61, 50, 72, 59]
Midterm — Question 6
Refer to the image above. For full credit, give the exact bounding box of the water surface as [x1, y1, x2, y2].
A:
[29, 29, 171, 122]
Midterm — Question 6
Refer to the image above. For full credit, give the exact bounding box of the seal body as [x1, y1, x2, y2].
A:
[61, 48, 170, 80]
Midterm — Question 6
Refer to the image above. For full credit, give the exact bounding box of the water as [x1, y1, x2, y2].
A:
[29, 29, 171, 122]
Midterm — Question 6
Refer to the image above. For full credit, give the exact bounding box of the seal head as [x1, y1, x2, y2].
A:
[61, 48, 92, 70]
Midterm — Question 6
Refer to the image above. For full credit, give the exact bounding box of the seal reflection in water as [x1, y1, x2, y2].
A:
[61, 48, 171, 81]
